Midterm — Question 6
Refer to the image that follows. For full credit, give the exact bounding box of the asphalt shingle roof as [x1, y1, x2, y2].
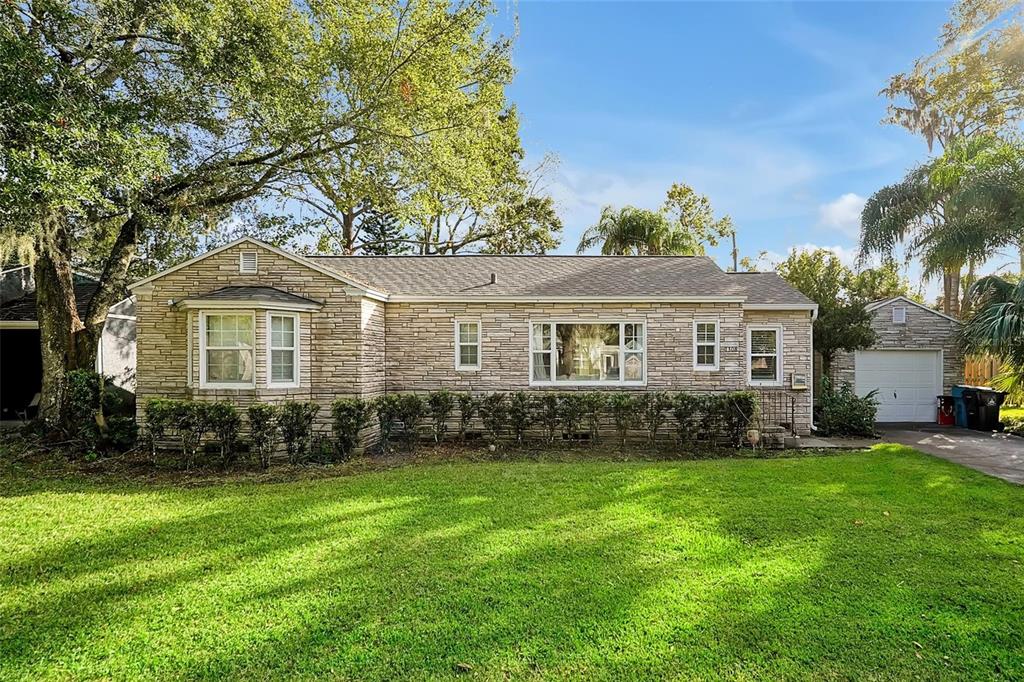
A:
[306, 255, 814, 306]
[180, 286, 323, 307]
[0, 277, 100, 321]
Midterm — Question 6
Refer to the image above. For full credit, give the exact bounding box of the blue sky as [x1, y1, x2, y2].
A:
[492, 1, 955, 279]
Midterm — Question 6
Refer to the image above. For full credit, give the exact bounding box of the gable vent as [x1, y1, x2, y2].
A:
[239, 251, 258, 274]
[892, 306, 907, 324]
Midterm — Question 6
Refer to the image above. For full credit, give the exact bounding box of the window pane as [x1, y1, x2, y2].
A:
[697, 345, 716, 366]
[459, 322, 478, 343]
[532, 352, 551, 381]
[207, 349, 254, 383]
[625, 323, 644, 350]
[751, 355, 778, 381]
[555, 323, 621, 381]
[624, 352, 644, 381]
[531, 323, 551, 350]
[271, 349, 295, 382]
[459, 344, 478, 367]
[271, 316, 295, 348]
[751, 330, 777, 354]
[697, 323, 716, 343]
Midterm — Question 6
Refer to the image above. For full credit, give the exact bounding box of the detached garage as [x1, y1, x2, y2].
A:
[830, 296, 963, 424]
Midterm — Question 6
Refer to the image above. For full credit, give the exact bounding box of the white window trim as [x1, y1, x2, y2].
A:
[239, 251, 258, 274]
[454, 319, 482, 371]
[198, 310, 257, 390]
[747, 324, 784, 387]
[528, 318, 647, 387]
[693, 319, 720, 371]
[267, 311, 300, 388]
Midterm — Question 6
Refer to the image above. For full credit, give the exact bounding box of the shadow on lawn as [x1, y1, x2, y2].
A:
[2, 451, 1023, 679]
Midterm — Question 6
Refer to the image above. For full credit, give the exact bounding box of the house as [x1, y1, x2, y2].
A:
[829, 296, 963, 423]
[129, 237, 819, 441]
[0, 266, 136, 420]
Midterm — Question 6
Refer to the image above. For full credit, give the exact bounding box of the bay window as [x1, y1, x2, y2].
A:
[530, 321, 645, 385]
[748, 325, 782, 385]
[268, 313, 299, 386]
[200, 312, 255, 388]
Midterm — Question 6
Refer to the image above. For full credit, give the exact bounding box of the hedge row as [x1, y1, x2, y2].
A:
[373, 389, 760, 449]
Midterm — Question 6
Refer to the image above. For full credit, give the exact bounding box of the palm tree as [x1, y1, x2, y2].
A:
[963, 275, 1024, 402]
[860, 136, 1011, 316]
[576, 206, 700, 255]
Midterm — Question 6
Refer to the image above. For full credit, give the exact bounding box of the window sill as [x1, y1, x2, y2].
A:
[694, 366, 719, 372]
[455, 366, 481, 373]
[529, 381, 647, 388]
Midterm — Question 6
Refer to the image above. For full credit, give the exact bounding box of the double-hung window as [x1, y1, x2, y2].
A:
[748, 325, 782, 385]
[268, 313, 299, 387]
[455, 320, 481, 370]
[530, 321, 645, 385]
[693, 320, 719, 371]
[200, 312, 255, 388]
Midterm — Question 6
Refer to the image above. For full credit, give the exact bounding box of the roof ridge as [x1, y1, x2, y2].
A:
[307, 254, 705, 259]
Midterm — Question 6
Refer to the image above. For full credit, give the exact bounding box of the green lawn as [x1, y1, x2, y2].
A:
[2, 446, 1023, 680]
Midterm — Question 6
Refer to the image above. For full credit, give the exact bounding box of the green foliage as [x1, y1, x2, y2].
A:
[716, 391, 759, 447]
[373, 395, 403, 448]
[278, 402, 320, 465]
[247, 403, 280, 470]
[168, 401, 211, 470]
[558, 393, 587, 440]
[456, 393, 479, 442]
[207, 402, 241, 466]
[397, 394, 426, 450]
[144, 399, 175, 460]
[331, 398, 369, 461]
[579, 392, 607, 444]
[636, 392, 672, 445]
[536, 393, 561, 443]
[62, 369, 137, 455]
[479, 393, 507, 444]
[672, 392, 704, 447]
[818, 378, 878, 437]
[507, 392, 532, 444]
[427, 390, 455, 443]
[661, 182, 734, 253]
[608, 393, 638, 447]
[577, 206, 689, 255]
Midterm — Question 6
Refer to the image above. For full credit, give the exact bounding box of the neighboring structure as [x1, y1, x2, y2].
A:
[130, 237, 819, 440]
[830, 296, 963, 423]
[0, 266, 136, 420]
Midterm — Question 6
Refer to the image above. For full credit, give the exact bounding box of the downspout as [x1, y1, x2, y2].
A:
[810, 306, 818, 433]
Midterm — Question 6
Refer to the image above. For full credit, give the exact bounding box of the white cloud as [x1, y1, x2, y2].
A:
[816, 193, 866, 239]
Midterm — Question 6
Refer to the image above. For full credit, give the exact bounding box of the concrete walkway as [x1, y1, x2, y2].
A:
[880, 424, 1024, 484]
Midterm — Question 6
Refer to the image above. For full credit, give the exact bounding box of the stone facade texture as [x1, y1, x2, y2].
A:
[135, 242, 815, 440]
[830, 299, 963, 394]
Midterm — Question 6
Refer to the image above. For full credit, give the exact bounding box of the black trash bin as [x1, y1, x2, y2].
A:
[975, 389, 1006, 431]
[960, 388, 981, 429]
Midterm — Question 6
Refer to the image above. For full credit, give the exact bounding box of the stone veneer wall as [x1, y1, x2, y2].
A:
[385, 302, 813, 434]
[134, 242, 377, 439]
[830, 300, 962, 393]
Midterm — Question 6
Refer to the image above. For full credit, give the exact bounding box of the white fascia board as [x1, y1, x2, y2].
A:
[865, 296, 961, 324]
[743, 303, 819, 319]
[127, 236, 388, 300]
[386, 295, 747, 304]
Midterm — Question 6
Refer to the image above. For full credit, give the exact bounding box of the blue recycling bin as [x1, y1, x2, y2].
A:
[950, 385, 972, 428]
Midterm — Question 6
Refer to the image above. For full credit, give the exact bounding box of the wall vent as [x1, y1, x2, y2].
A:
[239, 251, 258, 274]
[892, 306, 907, 324]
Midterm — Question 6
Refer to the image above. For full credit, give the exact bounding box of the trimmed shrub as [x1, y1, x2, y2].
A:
[207, 401, 241, 466]
[64, 369, 137, 455]
[331, 397, 369, 460]
[456, 393, 479, 442]
[169, 401, 211, 469]
[507, 392, 532, 444]
[580, 392, 607, 444]
[608, 393, 638, 447]
[559, 393, 587, 441]
[248, 403, 279, 469]
[479, 392, 507, 444]
[536, 393, 560, 443]
[278, 401, 320, 464]
[428, 390, 455, 443]
[397, 393, 426, 449]
[143, 398, 175, 461]
[672, 392, 703, 447]
[720, 391, 758, 446]
[637, 392, 671, 445]
[373, 394, 402, 448]
[818, 377, 877, 437]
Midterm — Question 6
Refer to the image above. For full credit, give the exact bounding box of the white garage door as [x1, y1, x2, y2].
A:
[855, 350, 941, 423]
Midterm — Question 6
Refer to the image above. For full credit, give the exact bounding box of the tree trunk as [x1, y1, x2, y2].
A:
[949, 267, 961, 318]
[35, 227, 83, 427]
[942, 272, 952, 316]
[342, 210, 355, 254]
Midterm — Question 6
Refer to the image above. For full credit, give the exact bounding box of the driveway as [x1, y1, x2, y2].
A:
[880, 425, 1024, 484]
